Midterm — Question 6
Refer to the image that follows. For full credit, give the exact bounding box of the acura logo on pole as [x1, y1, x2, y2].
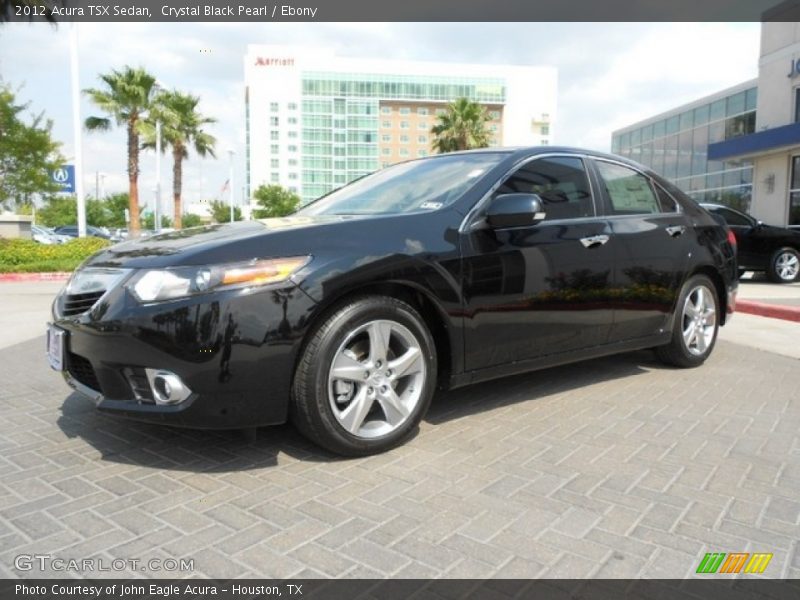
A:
[50, 165, 75, 193]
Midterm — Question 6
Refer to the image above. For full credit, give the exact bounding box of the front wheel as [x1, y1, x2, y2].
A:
[767, 247, 800, 283]
[655, 274, 719, 368]
[291, 296, 437, 456]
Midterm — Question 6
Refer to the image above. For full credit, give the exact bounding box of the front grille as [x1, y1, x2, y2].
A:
[62, 291, 105, 317]
[67, 351, 101, 392]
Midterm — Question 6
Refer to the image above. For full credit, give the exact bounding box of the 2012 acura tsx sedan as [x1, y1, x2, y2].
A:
[48, 147, 738, 456]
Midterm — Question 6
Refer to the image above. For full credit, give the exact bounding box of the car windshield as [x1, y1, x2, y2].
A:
[298, 153, 506, 216]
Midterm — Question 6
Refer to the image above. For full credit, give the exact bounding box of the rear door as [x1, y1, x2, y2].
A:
[590, 159, 694, 342]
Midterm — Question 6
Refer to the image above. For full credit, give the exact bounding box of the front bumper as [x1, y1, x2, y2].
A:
[53, 282, 316, 429]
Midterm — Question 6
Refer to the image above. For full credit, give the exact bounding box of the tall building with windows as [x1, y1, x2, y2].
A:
[612, 82, 758, 213]
[613, 13, 800, 226]
[244, 45, 557, 205]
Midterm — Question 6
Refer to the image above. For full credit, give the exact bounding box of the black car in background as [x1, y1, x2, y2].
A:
[701, 203, 800, 283]
[48, 148, 737, 456]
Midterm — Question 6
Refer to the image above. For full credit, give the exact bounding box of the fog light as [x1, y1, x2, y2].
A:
[145, 369, 192, 405]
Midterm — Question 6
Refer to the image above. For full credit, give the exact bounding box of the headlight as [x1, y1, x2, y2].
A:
[128, 256, 310, 303]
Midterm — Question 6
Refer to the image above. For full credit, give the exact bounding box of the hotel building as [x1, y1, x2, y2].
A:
[244, 45, 558, 205]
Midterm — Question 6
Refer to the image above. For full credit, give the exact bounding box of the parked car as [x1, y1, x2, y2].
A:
[53, 225, 123, 243]
[48, 148, 737, 456]
[31, 225, 70, 245]
[700, 203, 800, 283]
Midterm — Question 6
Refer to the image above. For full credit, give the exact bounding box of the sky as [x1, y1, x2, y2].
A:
[0, 21, 761, 209]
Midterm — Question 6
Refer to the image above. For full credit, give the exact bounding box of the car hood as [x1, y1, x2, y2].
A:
[81, 214, 411, 270]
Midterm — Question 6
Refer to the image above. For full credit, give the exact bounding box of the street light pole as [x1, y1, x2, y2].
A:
[69, 23, 86, 238]
[154, 119, 162, 232]
[228, 149, 235, 223]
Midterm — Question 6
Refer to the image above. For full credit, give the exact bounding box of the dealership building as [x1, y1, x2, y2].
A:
[244, 45, 557, 205]
[613, 20, 800, 226]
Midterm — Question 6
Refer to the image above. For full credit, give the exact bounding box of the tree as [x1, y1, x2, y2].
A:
[141, 213, 173, 230]
[181, 213, 203, 228]
[209, 199, 241, 223]
[251, 184, 300, 218]
[36, 192, 138, 229]
[430, 97, 492, 153]
[102, 192, 133, 228]
[37, 195, 76, 227]
[141, 90, 216, 229]
[84, 67, 158, 236]
[0, 84, 63, 210]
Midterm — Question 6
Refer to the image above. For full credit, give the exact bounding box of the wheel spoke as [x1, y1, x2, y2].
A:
[338, 387, 373, 434]
[693, 288, 705, 314]
[696, 327, 708, 353]
[685, 301, 700, 318]
[367, 321, 392, 365]
[330, 352, 366, 383]
[683, 322, 697, 347]
[388, 346, 422, 379]
[378, 388, 409, 427]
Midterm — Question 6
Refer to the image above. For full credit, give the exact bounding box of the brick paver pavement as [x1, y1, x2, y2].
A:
[0, 336, 798, 579]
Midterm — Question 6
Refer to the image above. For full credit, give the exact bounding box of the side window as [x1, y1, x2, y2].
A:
[495, 156, 594, 220]
[596, 161, 661, 215]
[713, 207, 751, 227]
[654, 184, 680, 213]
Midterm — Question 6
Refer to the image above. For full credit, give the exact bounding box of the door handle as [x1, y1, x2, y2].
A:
[665, 225, 686, 238]
[580, 234, 610, 248]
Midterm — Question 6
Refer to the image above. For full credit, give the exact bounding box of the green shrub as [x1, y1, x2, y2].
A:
[0, 237, 110, 272]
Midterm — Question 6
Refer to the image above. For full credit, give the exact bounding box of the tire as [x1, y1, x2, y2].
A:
[655, 274, 720, 368]
[291, 295, 437, 456]
[766, 247, 800, 283]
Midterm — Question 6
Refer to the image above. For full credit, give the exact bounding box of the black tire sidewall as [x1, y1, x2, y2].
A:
[298, 297, 436, 455]
[769, 247, 800, 283]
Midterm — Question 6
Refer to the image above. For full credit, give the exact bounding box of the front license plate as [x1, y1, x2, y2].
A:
[47, 324, 66, 371]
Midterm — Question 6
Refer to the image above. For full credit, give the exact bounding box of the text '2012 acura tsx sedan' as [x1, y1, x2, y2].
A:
[48, 148, 738, 455]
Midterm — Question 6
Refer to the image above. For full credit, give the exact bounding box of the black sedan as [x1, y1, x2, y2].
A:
[700, 203, 800, 283]
[48, 148, 737, 456]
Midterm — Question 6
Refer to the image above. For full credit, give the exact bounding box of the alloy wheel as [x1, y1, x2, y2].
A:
[681, 285, 717, 356]
[775, 251, 799, 281]
[327, 319, 426, 439]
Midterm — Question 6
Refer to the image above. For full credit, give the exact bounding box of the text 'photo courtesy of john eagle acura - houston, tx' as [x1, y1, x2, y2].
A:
[47, 147, 738, 456]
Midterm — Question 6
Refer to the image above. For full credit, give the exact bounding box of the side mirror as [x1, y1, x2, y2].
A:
[486, 193, 546, 229]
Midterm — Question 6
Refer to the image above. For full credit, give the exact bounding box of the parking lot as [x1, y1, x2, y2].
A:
[0, 280, 798, 578]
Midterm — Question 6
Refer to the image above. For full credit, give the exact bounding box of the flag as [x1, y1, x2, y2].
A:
[220, 179, 230, 195]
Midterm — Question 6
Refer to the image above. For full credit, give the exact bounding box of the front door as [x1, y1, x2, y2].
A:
[461, 155, 615, 371]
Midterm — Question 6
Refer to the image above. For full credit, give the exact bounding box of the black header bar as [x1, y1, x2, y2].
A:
[5, 0, 800, 22]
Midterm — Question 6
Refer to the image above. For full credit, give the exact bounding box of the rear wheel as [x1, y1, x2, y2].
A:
[655, 274, 719, 368]
[291, 296, 436, 456]
[766, 247, 800, 283]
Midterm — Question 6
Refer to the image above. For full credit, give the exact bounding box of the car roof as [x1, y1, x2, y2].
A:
[434, 146, 654, 173]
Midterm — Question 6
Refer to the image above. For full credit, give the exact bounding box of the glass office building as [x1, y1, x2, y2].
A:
[612, 81, 758, 212]
[245, 46, 557, 206]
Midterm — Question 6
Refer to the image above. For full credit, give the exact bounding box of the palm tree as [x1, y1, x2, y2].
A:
[431, 97, 493, 153]
[141, 91, 216, 229]
[84, 67, 157, 235]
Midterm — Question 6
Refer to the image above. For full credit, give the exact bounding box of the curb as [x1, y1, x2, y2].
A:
[736, 300, 800, 323]
[0, 272, 71, 282]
